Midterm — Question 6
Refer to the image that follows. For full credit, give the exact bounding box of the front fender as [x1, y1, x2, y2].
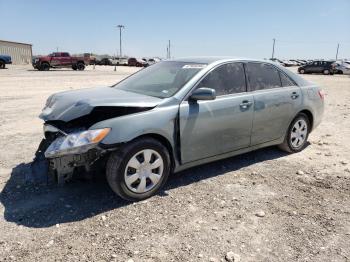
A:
[90, 105, 179, 148]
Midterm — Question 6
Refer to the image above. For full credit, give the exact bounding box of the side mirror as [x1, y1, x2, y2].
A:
[189, 87, 216, 101]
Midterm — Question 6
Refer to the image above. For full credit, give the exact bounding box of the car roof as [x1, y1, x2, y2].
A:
[168, 56, 267, 64]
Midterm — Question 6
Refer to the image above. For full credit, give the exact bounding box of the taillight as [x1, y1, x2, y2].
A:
[318, 90, 325, 100]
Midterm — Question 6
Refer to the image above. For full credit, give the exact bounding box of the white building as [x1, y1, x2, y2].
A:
[0, 40, 33, 64]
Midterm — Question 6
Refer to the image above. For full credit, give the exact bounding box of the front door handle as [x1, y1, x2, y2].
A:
[291, 92, 299, 99]
[239, 100, 253, 109]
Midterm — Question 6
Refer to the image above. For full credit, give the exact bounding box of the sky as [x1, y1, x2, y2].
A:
[1, 0, 349, 59]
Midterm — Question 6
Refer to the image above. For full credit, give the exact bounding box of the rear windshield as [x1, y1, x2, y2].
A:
[113, 61, 206, 98]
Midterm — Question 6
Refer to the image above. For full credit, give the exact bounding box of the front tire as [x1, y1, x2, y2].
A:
[299, 68, 305, 74]
[0, 60, 5, 69]
[323, 69, 330, 75]
[106, 137, 171, 201]
[40, 63, 50, 71]
[278, 113, 310, 153]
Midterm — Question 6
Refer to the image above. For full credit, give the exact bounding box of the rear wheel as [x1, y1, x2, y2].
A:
[338, 70, 343, 75]
[106, 138, 171, 201]
[278, 113, 310, 153]
[77, 62, 85, 71]
[323, 69, 330, 75]
[72, 65, 77, 70]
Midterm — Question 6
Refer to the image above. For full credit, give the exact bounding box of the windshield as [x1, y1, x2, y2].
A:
[113, 61, 206, 98]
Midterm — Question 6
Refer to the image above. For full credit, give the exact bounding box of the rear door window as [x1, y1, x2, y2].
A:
[197, 62, 246, 96]
[245, 63, 281, 91]
[279, 72, 295, 87]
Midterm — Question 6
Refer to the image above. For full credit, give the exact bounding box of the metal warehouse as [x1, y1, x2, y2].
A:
[0, 40, 32, 64]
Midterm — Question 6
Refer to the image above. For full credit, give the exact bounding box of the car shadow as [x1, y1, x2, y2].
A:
[0, 146, 293, 228]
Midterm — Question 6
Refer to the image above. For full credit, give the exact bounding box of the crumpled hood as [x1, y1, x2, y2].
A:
[40, 86, 162, 122]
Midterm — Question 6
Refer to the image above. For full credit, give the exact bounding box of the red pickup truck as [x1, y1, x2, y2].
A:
[32, 52, 90, 71]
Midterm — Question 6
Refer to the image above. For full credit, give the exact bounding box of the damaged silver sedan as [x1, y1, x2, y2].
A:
[36, 57, 324, 201]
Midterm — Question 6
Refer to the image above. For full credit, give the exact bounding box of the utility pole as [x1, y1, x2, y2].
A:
[116, 25, 125, 57]
[336, 43, 339, 60]
[271, 38, 276, 59]
[168, 40, 171, 59]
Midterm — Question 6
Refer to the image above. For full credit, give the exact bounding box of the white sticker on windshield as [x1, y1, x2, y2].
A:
[182, 64, 207, 69]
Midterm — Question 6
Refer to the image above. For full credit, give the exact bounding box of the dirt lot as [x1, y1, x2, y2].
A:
[0, 65, 349, 262]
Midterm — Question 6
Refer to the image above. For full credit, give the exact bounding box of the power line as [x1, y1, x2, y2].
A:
[276, 39, 350, 45]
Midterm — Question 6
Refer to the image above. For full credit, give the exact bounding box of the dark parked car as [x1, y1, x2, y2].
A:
[128, 57, 147, 67]
[128, 57, 138, 66]
[0, 55, 12, 69]
[35, 57, 324, 201]
[298, 61, 336, 75]
[99, 58, 113, 66]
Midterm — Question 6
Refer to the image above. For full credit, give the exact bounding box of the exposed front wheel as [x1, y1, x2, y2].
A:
[0, 60, 5, 69]
[106, 138, 171, 201]
[278, 113, 310, 153]
[299, 69, 305, 74]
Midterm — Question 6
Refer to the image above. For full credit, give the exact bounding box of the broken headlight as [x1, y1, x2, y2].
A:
[45, 128, 110, 158]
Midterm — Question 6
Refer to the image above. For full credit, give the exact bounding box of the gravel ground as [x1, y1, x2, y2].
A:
[0, 65, 349, 262]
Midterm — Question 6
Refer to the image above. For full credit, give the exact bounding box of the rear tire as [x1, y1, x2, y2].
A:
[338, 70, 343, 75]
[323, 69, 330, 75]
[77, 62, 85, 71]
[106, 137, 171, 201]
[72, 65, 77, 70]
[278, 113, 310, 153]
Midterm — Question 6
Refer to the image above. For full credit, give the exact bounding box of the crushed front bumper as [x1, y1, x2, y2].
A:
[48, 148, 103, 184]
[31, 138, 106, 184]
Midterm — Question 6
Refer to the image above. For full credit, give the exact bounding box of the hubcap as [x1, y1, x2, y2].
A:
[290, 119, 308, 148]
[124, 149, 164, 193]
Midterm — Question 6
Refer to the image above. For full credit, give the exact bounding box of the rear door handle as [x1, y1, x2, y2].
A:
[291, 92, 299, 99]
[239, 100, 253, 109]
